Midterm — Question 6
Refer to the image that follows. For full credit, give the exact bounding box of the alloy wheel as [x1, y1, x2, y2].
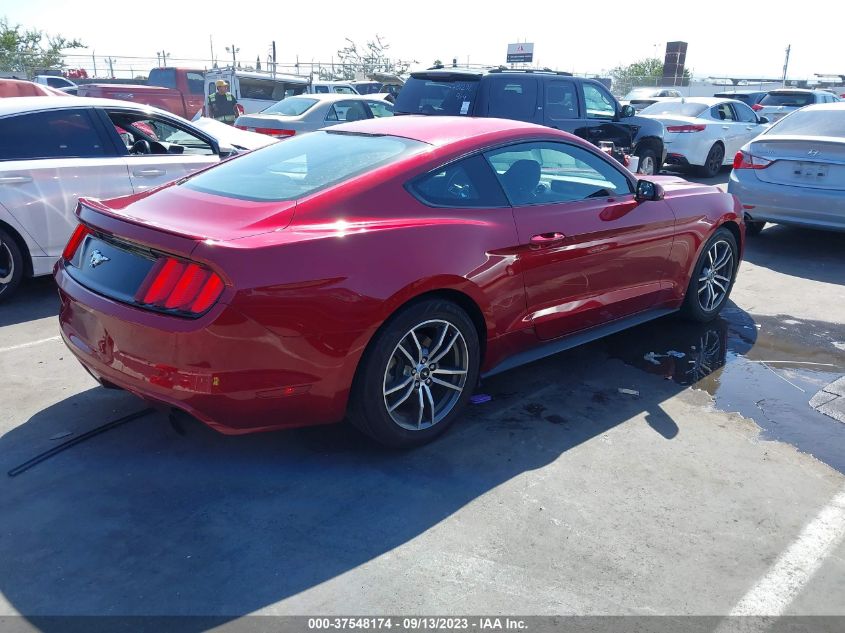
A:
[0, 241, 14, 286]
[639, 155, 655, 175]
[382, 319, 469, 431]
[707, 146, 724, 175]
[697, 240, 734, 312]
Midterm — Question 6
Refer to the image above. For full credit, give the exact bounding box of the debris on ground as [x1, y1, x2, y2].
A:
[470, 394, 492, 404]
[618, 388, 640, 396]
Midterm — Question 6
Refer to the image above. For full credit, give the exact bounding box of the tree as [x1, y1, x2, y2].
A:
[319, 35, 416, 81]
[610, 57, 690, 96]
[0, 17, 84, 76]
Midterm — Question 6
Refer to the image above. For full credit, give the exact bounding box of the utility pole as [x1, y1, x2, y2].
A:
[210, 35, 215, 67]
[782, 44, 791, 87]
[92, 51, 97, 77]
[106, 57, 115, 78]
[225, 44, 239, 68]
[157, 50, 170, 67]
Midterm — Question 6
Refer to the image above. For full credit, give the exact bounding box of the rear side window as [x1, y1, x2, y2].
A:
[487, 77, 538, 122]
[0, 109, 107, 160]
[325, 101, 369, 122]
[394, 76, 480, 115]
[711, 104, 736, 121]
[545, 80, 579, 121]
[183, 131, 427, 202]
[409, 155, 508, 208]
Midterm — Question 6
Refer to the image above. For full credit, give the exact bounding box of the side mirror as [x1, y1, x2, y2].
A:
[635, 179, 664, 202]
[758, 116, 769, 124]
[621, 104, 636, 118]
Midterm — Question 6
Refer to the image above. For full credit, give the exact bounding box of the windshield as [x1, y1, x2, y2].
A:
[183, 131, 427, 202]
[623, 88, 659, 100]
[760, 92, 814, 107]
[262, 97, 318, 116]
[639, 102, 707, 117]
[766, 108, 845, 138]
[394, 76, 480, 115]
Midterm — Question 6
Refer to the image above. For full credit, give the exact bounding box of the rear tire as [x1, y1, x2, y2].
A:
[0, 227, 24, 303]
[697, 143, 725, 178]
[348, 298, 480, 448]
[680, 227, 738, 322]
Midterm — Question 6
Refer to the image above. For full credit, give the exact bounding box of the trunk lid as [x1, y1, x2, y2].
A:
[81, 181, 297, 242]
[749, 136, 845, 191]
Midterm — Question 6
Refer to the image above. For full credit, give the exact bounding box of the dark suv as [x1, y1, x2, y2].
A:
[394, 68, 666, 174]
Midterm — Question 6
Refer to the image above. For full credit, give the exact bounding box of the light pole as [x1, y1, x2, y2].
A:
[157, 50, 170, 67]
[225, 45, 239, 68]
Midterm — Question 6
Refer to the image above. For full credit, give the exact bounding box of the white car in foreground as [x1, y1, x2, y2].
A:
[0, 97, 274, 301]
[639, 97, 770, 177]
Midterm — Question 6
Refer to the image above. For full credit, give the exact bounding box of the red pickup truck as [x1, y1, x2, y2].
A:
[78, 68, 206, 118]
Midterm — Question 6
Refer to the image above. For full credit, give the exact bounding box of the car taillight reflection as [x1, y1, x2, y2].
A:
[136, 256, 224, 315]
[751, 104, 764, 111]
[234, 125, 295, 137]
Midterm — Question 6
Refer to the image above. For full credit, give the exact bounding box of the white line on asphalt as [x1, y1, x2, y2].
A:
[729, 485, 845, 616]
[0, 336, 61, 354]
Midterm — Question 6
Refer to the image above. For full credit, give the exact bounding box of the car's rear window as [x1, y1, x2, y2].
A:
[639, 102, 707, 117]
[394, 76, 480, 115]
[760, 92, 814, 107]
[183, 131, 428, 202]
[766, 108, 845, 138]
[262, 97, 318, 116]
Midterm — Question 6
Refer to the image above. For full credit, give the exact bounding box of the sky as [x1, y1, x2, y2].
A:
[3, 0, 839, 80]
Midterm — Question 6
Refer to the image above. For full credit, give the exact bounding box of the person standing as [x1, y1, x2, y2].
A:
[207, 80, 239, 124]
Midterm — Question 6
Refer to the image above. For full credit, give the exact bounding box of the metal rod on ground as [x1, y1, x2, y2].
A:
[7, 408, 154, 478]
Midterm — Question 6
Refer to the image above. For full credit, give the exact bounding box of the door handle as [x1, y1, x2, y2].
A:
[721, 125, 730, 130]
[746, 126, 755, 130]
[530, 232, 566, 245]
[132, 169, 166, 178]
[0, 175, 33, 184]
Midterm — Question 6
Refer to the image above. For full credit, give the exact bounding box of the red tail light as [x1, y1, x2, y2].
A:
[751, 104, 764, 111]
[63, 224, 91, 260]
[733, 150, 773, 170]
[135, 256, 224, 315]
[234, 125, 295, 137]
[666, 124, 706, 133]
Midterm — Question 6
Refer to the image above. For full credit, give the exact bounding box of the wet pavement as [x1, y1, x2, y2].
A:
[603, 307, 845, 473]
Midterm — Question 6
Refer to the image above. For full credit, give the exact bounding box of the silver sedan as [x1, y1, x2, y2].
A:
[728, 102, 845, 234]
[234, 94, 394, 138]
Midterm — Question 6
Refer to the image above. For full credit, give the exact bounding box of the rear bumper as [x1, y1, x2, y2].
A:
[728, 171, 845, 232]
[55, 262, 354, 434]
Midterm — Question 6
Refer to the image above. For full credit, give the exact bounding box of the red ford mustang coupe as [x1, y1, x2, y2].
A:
[55, 116, 744, 446]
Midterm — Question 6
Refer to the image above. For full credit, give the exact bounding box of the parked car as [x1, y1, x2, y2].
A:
[309, 81, 359, 95]
[205, 69, 309, 115]
[235, 94, 394, 137]
[712, 90, 769, 108]
[0, 97, 274, 301]
[393, 68, 665, 174]
[754, 89, 840, 123]
[34, 74, 78, 94]
[78, 67, 206, 119]
[54, 116, 744, 447]
[620, 87, 684, 111]
[0, 78, 71, 98]
[639, 97, 770, 177]
[728, 102, 845, 235]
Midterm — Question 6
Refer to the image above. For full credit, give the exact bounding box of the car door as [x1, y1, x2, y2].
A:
[710, 103, 743, 160]
[732, 101, 767, 147]
[0, 107, 131, 259]
[484, 141, 676, 341]
[365, 99, 394, 118]
[542, 79, 590, 140]
[101, 109, 220, 192]
[582, 82, 633, 151]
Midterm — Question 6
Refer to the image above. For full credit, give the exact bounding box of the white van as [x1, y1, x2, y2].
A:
[204, 69, 310, 114]
[309, 81, 360, 95]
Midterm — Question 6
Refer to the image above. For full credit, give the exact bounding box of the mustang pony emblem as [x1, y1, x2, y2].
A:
[807, 149, 820, 157]
[89, 250, 110, 268]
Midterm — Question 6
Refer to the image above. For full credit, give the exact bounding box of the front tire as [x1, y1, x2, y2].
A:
[681, 227, 738, 322]
[0, 228, 24, 303]
[348, 298, 480, 447]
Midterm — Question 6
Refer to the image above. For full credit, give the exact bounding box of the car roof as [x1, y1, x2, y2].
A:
[410, 67, 576, 80]
[330, 115, 554, 147]
[713, 90, 766, 95]
[0, 95, 184, 119]
[797, 102, 845, 112]
[659, 96, 743, 106]
[767, 88, 826, 94]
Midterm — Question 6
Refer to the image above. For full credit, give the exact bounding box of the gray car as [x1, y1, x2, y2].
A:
[234, 94, 394, 138]
[755, 89, 840, 124]
[728, 102, 845, 234]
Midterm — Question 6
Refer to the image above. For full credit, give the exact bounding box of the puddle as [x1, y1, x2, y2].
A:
[603, 307, 845, 473]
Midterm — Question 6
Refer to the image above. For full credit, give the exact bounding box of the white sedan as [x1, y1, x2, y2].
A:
[639, 97, 770, 177]
[0, 96, 274, 301]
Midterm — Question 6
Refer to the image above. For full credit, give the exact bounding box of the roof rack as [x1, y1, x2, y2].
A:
[487, 67, 573, 76]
